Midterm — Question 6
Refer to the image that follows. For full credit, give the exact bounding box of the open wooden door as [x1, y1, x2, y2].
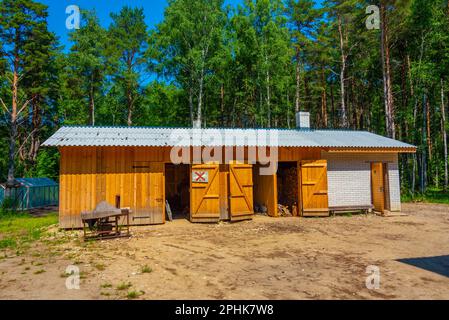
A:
[190, 163, 220, 223]
[132, 162, 165, 225]
[300, 160, 329, 217]
[253, 165, 278, 217]
[371, 162, 385, 213]
[229, 163, 254, 221]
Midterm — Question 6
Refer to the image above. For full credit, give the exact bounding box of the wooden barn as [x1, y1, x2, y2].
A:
[43, 112, 416, 229]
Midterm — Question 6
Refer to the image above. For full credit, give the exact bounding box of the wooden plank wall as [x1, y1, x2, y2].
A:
[59, 146, 171, 228]
[253, 170, 278, 217]
[59, 146, 323, 228]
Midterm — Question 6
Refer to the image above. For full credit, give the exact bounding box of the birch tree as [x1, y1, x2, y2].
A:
[153, 0, 226, 127]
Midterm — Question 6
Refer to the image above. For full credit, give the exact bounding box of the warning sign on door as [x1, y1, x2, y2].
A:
[192, 171, 209, 183]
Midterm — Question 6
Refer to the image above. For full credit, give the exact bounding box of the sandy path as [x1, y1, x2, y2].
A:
[0, 202, 448, 300]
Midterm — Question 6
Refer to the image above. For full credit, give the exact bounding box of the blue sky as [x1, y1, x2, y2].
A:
[40, 0, 242, 50]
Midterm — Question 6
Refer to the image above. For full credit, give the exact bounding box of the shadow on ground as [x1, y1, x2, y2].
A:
[397, 255, 449, 278]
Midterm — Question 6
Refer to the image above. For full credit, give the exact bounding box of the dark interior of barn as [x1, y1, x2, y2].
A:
[276, 162, 299, 217]
[165, 164, 190, 219]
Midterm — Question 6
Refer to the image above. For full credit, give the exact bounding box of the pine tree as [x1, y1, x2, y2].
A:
[0, 0, 51, 188]
[108, 6, 148, 126]
[67, 10, 107, 126]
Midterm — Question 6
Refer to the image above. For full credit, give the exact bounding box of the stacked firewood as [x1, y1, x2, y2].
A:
[278, 204, 292, 217]
[277, 166, 299, 217]
[282, 166, 298, 205]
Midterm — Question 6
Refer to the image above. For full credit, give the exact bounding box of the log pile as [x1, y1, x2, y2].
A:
[277, 165, 298, 217]
[279, 166, 298, 206]
[278, 204, 292, 217]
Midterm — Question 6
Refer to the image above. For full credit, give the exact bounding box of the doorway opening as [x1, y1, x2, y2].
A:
[165, 164, 190, 220]
[276, 162, 299, 217]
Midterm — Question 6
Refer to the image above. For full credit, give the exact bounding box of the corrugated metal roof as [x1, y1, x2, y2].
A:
[42, 126, 416, 150]
[15, 178, 58, 187]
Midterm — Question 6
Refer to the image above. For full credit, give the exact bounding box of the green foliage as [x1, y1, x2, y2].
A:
[116, 282, 132, 290]
[0, 0, 448, 201]
[63, 10, 108, 126]
[108, 6, 148, 126]
[0, 212, 58, 249]
[127, 290, 144, 299]
[402, 188, 449, 205]
[140, 265, 152, 273]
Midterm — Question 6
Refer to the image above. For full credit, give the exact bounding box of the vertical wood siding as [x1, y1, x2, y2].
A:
[59, 146, 170, 228]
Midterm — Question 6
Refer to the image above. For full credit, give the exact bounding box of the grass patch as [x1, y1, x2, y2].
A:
[94, 263, 106, 271]
[100, 283, 113, 289]
[0, 238, 16, 249]
[141, 265, 152, 274]
[127, 290, 144, 299]
[0, 212, 58, 249]
[402, 188, 449, 205]
[33, 269, 45, 274]
[116, 282, 132, 291]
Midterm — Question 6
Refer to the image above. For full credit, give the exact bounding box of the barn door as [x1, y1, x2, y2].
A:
[253, 166, 278, 217]
[229, 163, 254, 221]
[133, 162, 165, 225]
[371, 162, 385, 213]
[190, 163, 220, 222]
[300, 160, 329, 217]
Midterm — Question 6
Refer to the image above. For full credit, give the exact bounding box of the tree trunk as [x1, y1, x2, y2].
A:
[401, 55, 408, 112]
[7, 31, 20, 189]
[220, 83, 225, 127]
[265, 53, 271, 128]
[127, 87, 133, 127]
[287, 91, 291, 129]
[411, 153, 416, 195]
[421, 93, 428, 193]
[321, 68, 328, 127]
[89, 73, 95, 126]
[189, 85, 194, 127]
[426, 97, 432, 161]
[295, 48, 300, 113]
[380, 2, 395, 139]
[441, 79, 448, 191]
[330, 82, 335, 128]
[266, 67, 271, 128]
[304, 73, 310, 112]
[29, 94, 41, 163]
[196, 53, 206, 128]
[337, 15, 348, 127]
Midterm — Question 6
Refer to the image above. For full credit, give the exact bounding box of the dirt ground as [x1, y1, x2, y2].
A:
[0, 202, 448, 300]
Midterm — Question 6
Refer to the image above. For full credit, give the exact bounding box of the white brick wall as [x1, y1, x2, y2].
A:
[321, 152, 401, 211]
